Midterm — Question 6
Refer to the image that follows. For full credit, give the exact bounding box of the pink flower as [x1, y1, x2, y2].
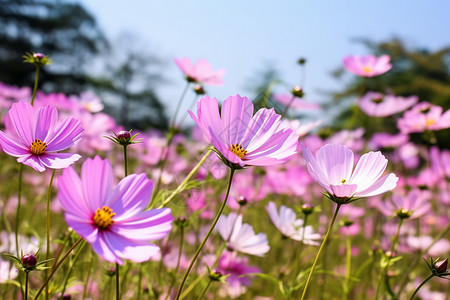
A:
[302, 143, 398, 203]
[343, 54, 392, 77]
[189, 94, 298, 168]
[358, 92, 418, 117]
[216, 212, 270, 256]
[378, 189, 431, 219]
[397, 102, 450, 133]
[174, 57, 226, 86]
[272, 94, 320, 111]
[0, 101, 83, 172]
[57, 156, 173, 265]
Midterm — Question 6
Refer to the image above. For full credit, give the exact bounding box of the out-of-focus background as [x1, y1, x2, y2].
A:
[1, 0, 450, 132]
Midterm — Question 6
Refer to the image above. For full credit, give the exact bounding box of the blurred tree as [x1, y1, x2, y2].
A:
[0, 0, 109, 94]
[327, 38, 450, 148]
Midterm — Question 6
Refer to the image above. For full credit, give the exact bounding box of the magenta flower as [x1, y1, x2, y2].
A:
[343, 54, 392, 77]
[0, 101, 83, 172]
[378, 189, 431, 219]
[174, 57, 226, 86]
[397, 102, 450, 133]
[58, 156, 173, 265]
[358, 92, 418, 117]
[302, 143, 398, 203]
[189, 94, 298, 168]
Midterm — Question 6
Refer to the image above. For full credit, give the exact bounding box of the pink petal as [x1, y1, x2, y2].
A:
[316, 144, 354, 185]
[104, 231, 160, 263]
[301, 144, 332, 193]
[46, 117, 84, 152]
[0, 130, 30, 156]
[90, 232, 123, 265]
[81, 156, 113, 212]
[40, 152, 81, 169]
[355, 173, 398, 197]
[7, 101, 35, 145]
[58, 166, 91, 217]
[330, 184, 358, 198]
[35, 105, 58, 142]
[17, 154, 45, 172]
[64, 213, 98, 243]
[220, 95, 253, 146]
[350, 151, 388, 192]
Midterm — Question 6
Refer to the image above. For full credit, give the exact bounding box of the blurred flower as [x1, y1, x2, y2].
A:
[430, 146, 450, 179]
[57, 156, 173, 265]
[266, 202, 320, 245]
[281, 119, 321, 138]
[0, 101, 83, 172]
[70, 91, 104, 113]
[216, 251, 261, 298]
[189, 94, 298, 168]
[378, 190, 431, 219]
[174, 57, 226, 86]
[302, 143, 398, 203]
[216, 212, 269, 256]
[23, 52, 53, 67]
[397, 102, 450, 133]
[406, 236, 450, 257]
[358, 92, 418, 117]
[343, 54, 392, 77]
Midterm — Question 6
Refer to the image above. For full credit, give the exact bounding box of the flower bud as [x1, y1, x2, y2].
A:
[193, 84, 205, 95]
[395, 208, 412, 219]
[301, 203, 314, 215]
[117, 130, 131, 142]
[291, 86, 304, 98]
[106, 267, 116, 277]
[23, 52, 53, 67]
[435, 258, 448, 274]
[298, 58, 307, 65]
[21, 254, 37, 268]
[237, 196, 248, 206]
[174, 217, 189, 228]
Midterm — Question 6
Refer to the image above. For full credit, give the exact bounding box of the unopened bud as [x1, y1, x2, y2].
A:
[291, 86, 304, 98]
[21, 254, 37, 268]
[298, 58, 307, 65]
[117, 130, 131, 141]
[301, 203, 314, 215]
[193, 84, 205, 95]
[435, 258, 448, 274]
[237, 196, 248, 206]
[174, 217, 189, 228]
[106, 268, 116, 277]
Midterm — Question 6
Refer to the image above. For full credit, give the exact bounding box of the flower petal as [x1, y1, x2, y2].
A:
[220, 95, 253, 146]
[40, 152, 81, 169]
[0, 130, 30, 157]
[58, 166, 91, 218]
[316, 144, 354, 185]
[17, 154, 45, 172]
[35, 105, 58, 142]
[81, 156, 113, 212]
[7, 101, 35, 145]
[350, 151, 388, 192]
[46, 117, 84, 152]
[90, 232, 123, 265]
[354, 173, 398, 197]
[103, 231, 160, 263]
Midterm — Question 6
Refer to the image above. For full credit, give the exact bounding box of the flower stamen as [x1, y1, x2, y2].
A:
[341, 179, 346, 184]
[230, 143, 247, 159]
[30, 139, 47, 155]
[363, 66, 372, 73]
[93, 206, 116, 230]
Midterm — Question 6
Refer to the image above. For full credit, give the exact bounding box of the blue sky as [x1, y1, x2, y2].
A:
[79, 0, 450, 123]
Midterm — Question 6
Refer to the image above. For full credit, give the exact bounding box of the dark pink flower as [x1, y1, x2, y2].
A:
[174, 57, 225, 86]
[58, 156, 173, 265]
[189, 94, 298, 168]
[343, 54, 392, 77]
[398, 102, 450, 133]
[0, 101, 83, 172]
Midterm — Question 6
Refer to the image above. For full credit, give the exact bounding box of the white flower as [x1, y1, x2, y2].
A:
[216, 213, 269, 257]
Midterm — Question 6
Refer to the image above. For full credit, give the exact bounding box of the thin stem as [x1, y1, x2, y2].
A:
[31, 66, 40, 106]
[25, 272, 29, 300]
[180, 273, 206, 300]
[343, 236, 352, 299]
[45, 169, 56, 300]
[15, 164, 23, 257]
[34, 237, 84, 300]
[165, 226, 185, 300]
[175, 168, 236, 299]
[409, 274, 434, 300]
[123, 145, 128, 177]
[291, 214, 309, 286]
[281, 95, 296, 117]
[171, 82, 190, 128]
[60, 241, 86, 299]
[136, 265, 143, 300]
[300, 203, 342, 300]
[157, 148, 213, 208]
[196, 279, 212, 300]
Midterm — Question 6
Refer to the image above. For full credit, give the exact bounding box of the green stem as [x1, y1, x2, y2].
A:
[31, 66, 40, 106]
[175, 168, 236, 299]
[60, 241, 86, 299]
[165, 226, 185, 300]
[25, 272, 29, 300]
[180, 273, 205, 300]
[375, 218, 404, 299]
[136, 265, 143, 300]
[300, 203, 341, 300]
[45, 169, 56, 300]
[15, 164, 23, 257]
[115, 263, 120, 300]
[409, 274, 434, 300]
[171, 82, 190, 128]
[82, 251, 94, 300]
[291, 214, 309, 286]
[281, 95, 296, 117]
[157, 148, 213, 208]
[123, 145, 128, 177]
[34, 237, 84, 300]
[196, 279, 212, 300]
[343, 236, 352, 300]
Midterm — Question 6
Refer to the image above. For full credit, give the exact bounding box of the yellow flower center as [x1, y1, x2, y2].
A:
[230, 143, 248, 159]
[30, 139, 47, 155]
[426, 118, 436, 126]
[93, 206, 116, 230]
[363, 66, 371, 73]
[341, 179, 346, 184]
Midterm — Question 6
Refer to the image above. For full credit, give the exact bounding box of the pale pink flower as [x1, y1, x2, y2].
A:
[398, 102, 450, 133]
[175, 57, 225, 86]
[378, 189, 431, 219]
[302, 143, 398, 202]
[343, 54, 392, 77]
[358, 92, 418, 117]
[216, 212, 270, 256]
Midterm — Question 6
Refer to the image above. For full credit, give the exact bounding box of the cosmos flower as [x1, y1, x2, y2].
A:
[216, 212, 269, 257]
[189, 94, 298, 168]
[343, 54, 392, 77]
[174, 57, 226, 86]
[397, 102, 450, 133]
[302, 143, 398, 203]
[57, 156, 173, 265]
[358, 92, 418, 117]
[266, 202, 320, 245]
[0, 101, 83, 172]
[378, 189, 431, 219]
[272, 94, 320, 111]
